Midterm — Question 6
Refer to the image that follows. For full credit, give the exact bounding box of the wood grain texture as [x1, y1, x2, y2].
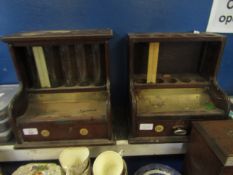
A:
[19, 122, 109, 142]
[147, 42, 159, 83]
[2, 29, 113, 145]
[18, 91, 107, 123]
[193, 121, 233, 165]
[185, 121, 233, 175]
[2, 29, 113, 44]
[136, 88, 224, 117]
[128, 32, 229, 143]
[32, 46, 51, 88]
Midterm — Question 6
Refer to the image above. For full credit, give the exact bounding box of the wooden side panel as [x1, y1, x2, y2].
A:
[221, 167, 233, 175]
[184, 128, 222, 175]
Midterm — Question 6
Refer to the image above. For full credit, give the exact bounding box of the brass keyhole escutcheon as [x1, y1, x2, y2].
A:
[41, 130, 50, 137]
[80, 128, 88, 136]
[155, 125, 164, 133]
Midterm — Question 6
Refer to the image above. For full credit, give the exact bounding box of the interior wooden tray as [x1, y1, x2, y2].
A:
[134, 74, 208, 85]
[18, 91, 107, 123]
[136, 88, 224, 117]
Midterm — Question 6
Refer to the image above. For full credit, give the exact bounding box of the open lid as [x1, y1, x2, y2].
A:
[128, 33, 226, 86]
[2, 29, 113, 44]
[194, 120, 233, 166]
[1, 29, 112, 90]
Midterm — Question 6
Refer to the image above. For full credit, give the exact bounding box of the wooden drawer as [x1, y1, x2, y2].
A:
[136, 120, 191, 137]
[19, 121, 108, 141]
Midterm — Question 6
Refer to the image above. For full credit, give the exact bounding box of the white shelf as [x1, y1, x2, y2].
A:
[0, 141, 186, 162]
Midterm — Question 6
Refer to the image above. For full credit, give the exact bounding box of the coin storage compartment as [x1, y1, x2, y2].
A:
[129, 33, 230, 143]
[2, 29, 113, 147]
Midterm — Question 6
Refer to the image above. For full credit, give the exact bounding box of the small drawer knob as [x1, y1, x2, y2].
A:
[154, 125, 164, 133]
[173, 128, 187, 136]
[80, 128, 88, 136]
[41, 130, 50, 137]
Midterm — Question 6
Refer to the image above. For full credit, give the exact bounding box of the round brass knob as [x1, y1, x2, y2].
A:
[80, 128, 88, 136]
[41, 130, 50, 137]
[155, 125, 164, 133]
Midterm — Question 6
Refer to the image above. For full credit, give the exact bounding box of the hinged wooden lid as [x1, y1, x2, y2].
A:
[2, 29, 113, 44]
[128, 32, 226, 83]
[1, 29, 112, 89]
[194, 120, 233, 166]
[128, 32, 225, 42]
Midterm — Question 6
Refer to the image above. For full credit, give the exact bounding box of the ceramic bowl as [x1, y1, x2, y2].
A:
[82, 160, 91, 175]
[93, 151, 124, 175]
[12, 163, 64, 175]
[0, 116, 10, 132]
[134, 164, 181, 175]
[59, 147, 89, 175]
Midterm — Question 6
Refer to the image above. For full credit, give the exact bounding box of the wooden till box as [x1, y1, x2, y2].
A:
[2, 29, 114, 147]
[128, 32, 230, 143]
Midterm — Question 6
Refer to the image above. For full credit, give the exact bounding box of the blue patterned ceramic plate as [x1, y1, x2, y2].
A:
[135, 164, 181, 175]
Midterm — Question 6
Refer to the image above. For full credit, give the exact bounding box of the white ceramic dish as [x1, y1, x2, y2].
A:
[0, 128, 12, 142]
[12, 163, 64, 175]
[0, 84, 20, 120]
[82, 160, 91, 175]
[59, 147, 90, 175]
[93, 151, 124, 175]
[0, 116, 10, 132]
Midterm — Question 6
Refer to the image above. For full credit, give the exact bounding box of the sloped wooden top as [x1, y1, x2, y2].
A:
[128, 32, 225, 42]
[2, 29, 113, 43]
[194, 120, 233, 166]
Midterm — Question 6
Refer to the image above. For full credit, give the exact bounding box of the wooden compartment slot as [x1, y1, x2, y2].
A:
[92, 44, 104, 86]
[75, 44, 89, 86]
[133, 40, 222, 86]
[18, 91, 107, 123]
[24, 47, 40, 88]
[136, 88, 224, 117]
[60, 45, 77, 86]
[13, 43, 107, 91]
[44, 46, 64, 87]
[32, 46, 51, 88]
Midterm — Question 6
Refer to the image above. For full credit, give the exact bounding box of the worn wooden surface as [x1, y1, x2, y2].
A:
[185, 121, 233, 175]
[136, 88, 224, 117]
[129, 33, 229, 143]
[147, 42, 159, 83]
[18, 122, 109, 142]
[193, 121, 233, 165]
[18, 91, 107, 123]
[2, 29, 113, 145]
[2, 29, 113, 44]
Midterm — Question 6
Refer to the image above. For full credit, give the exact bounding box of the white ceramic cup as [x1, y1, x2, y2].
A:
[93, 151, 124, 175]
[59, 147, 90, 175]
